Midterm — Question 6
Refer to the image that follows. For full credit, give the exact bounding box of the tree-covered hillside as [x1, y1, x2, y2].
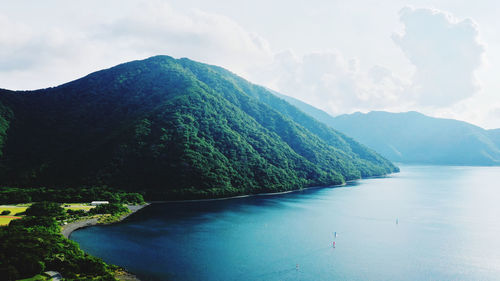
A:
[488, 128, 500, 148]
[330, 111, 500, 165]
[0, 56, 397, 199]
[0, 101, 12, 159]
[273, 93, 500, 166]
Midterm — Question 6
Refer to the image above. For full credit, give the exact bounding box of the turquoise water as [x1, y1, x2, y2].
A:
[71, 166, 500, 280]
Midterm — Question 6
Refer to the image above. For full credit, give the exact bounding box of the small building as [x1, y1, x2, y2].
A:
[90, 201, 109, 206]
[44, 271, 63, 281]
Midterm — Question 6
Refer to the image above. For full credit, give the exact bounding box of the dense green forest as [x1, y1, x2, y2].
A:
[0, 101, 12, 159]
[0, 56, 397, 199]
[277, 95, 500, 166]
[0, 202, 119, 280]
[0, 186, 144, 205]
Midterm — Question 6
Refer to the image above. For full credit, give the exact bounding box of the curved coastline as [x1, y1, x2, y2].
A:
[62, 204, 150, 239]
[61, 204, 150, 281]
[64, 172, 395, 280]
[149, 172, 396, 204]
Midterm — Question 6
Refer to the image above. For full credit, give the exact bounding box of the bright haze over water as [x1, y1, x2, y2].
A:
[72, 166, 500, 280]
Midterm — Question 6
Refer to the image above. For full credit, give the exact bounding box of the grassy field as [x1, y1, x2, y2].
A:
[62, 204, 95, 211]
[0, 216, 21, 225]
[0, 204, 95, 226]
[1, 203, 94, 212]
[0, 205, 28, 225]
[0, 205, 29, 215]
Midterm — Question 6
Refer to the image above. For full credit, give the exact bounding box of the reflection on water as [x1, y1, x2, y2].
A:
[72, 166, 500, 280]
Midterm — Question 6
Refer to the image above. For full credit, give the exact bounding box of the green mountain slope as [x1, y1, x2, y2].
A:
[330, 111, 500, 165]
[488, 129, 500, 148]
[0, 56, 397, 199]
[269, 93, 500, 166]
[0, 101, 12, 158]
[271, 91, 337, 126]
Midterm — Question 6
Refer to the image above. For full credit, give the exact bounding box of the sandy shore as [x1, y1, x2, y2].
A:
[61, 203, 150, 239]
[61, 217, 99, 239]
[61, 204, 149, 281]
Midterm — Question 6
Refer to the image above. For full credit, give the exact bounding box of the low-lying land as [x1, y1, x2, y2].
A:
[0, 216, 21, 226]
[0, 205, 28, 225]
[0, 205, 28, 214]
[0, 204, 98, 226]
[62, 203, 149, 239]
[0, 187, 147, 281]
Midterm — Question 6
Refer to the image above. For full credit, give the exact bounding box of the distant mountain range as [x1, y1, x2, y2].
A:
[489, 128, 500, 148]
[0, 56, 397, 199]
[277, 94, 500, 165]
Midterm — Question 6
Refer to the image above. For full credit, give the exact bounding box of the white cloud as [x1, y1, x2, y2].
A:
[250, 49, 410, 116]
[0, 2, 495, 129]
[0, 14, 95, 89]
[0, 16, 64, 71]
[392, 7, 485, 107]
[249, 6, 489, 121]
[487, 107, 500, 124]
[477, 105, 500, 129]
[0, 1, 272, 90]
[95, 1, 272, 70]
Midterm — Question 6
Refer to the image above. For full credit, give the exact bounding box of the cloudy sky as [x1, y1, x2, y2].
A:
[1, 0, 499, 129]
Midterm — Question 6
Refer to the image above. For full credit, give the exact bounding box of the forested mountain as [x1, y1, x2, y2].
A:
[0, 56, 397, 199]
[488, 128, 500, 148]
[330, 111, 500, 165]
[271, 94, 500, 166]
[271, 91, 336, 126]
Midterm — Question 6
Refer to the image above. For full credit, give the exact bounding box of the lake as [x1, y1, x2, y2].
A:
[71, 165, 500, 280]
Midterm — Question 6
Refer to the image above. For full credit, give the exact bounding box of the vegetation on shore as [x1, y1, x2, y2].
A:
[0, 189, 145, 280]
[0, 186, 144, 205]
[0, 203, 116, 280]
[90, 203, 131, 224]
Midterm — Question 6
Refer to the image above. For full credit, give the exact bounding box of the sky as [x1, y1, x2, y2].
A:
[1, 0, 499, 129]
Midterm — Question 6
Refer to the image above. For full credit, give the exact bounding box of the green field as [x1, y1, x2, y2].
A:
[0, 205, 29, 215]
[62, 204, 95, 211]
[0, 205, 27, 225]
[0, 204, 95, 226]
[0, 216, 21, 225]
[1, 203, 94, 213]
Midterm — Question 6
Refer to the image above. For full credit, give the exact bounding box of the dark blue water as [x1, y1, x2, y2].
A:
[72, 166, 500, 280]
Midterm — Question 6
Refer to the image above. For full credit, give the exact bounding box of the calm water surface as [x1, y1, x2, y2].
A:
[72, 166, 500, 280]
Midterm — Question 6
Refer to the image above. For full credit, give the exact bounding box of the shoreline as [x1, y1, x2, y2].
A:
[59, 179, 356, 236]
[61, 203, 150, 239]
[149, 172, 395, 204]
[62, 172, 394, 280]
[150, 182, 347, 204]
[61, 204, 150, 281]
